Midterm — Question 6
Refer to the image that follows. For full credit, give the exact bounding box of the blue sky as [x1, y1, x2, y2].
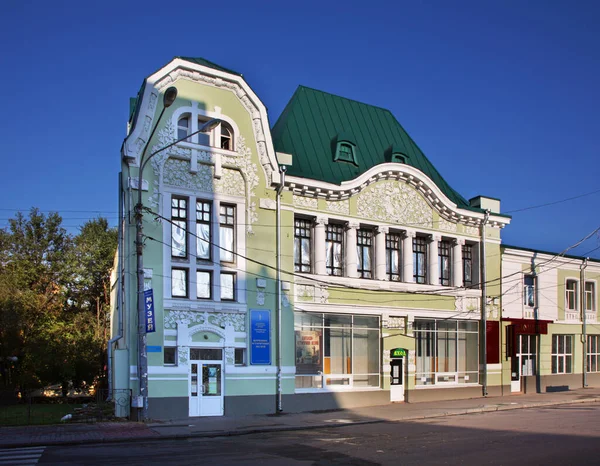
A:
[1, 0, 599, 257]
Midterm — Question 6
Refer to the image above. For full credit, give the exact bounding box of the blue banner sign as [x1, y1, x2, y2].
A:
[144, 289, 156, 333]
[250, 309, 271, 365]
[147, 346, 162, 353]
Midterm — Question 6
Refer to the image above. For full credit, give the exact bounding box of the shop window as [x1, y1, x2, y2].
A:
[164, 347, 177, 365]
[588, 335, 600, 373]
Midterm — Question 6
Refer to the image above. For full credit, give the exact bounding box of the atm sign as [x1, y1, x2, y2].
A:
[390, 348, 408, 358]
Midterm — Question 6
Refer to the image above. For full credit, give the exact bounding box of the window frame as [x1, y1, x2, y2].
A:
[171, 267, 188, 298]
[325, 223, 344, 276]
[220, 122, 234, 151]
[356, 228, 374, 279]
[163, 346, 177, 366]
[523, 274, 536, 308]
[438, 240, 452, 286]
[386, 232, 402, 282]
[462, 244, 473, 288]
[171, 196, 188, 259]
[219, 204, 236, 264]
[195, 199, 212, 261]
[177, 115, 190, 142]
[220, 272, 236, 301]
[566, 279, 578, 311]
[196, 270, 212, 300]
[294, 218, 312, 273]
[585, 281, 595, 313]
[413, 236, 427, 284]
[588, 335, 600, 373]
[551, 334, 573, 374]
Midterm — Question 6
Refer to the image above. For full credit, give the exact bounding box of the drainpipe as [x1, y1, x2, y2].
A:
[275, 165, 287, 413]
[581, 257, 589, 388]
[480, 210, 490, 396]
[108, 173, 125, 398]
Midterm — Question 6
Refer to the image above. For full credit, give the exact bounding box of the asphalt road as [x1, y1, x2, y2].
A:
[38, 403, 600, 465]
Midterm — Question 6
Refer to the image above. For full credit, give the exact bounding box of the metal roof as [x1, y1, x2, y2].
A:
[177, 56, 242, 76]
[271, 85, 474, 210]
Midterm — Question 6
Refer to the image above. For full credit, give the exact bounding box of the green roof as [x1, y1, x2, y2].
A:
[177, 56, 242, 77]
[271, 86, 473, 210]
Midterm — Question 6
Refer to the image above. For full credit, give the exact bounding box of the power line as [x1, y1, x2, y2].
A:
[505, 188, 600, 214]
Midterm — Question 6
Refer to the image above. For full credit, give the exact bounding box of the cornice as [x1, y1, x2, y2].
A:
[286, 163, 510, 229]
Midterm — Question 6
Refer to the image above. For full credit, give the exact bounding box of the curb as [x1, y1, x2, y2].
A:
[2, 396, 599, 449]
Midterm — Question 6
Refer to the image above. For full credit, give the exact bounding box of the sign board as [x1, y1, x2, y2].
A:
[144, 289, 156, 333]
[147, 346, 162, 353]
[390, 348, 408, 358]
[250, 310, 271, 365]
[295, 331, 321, 365]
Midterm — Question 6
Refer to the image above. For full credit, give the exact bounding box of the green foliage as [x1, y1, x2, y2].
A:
[0, 209, 117, 392]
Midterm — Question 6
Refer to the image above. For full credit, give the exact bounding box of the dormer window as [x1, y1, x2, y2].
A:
[385, 145, 408, 164]
[333, 133, 358, 165]
[391, 152, 407, 164]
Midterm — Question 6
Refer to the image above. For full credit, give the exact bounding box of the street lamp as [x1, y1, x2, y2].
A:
[134, 85, 221, 420]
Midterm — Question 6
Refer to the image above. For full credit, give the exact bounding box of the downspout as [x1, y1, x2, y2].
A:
[108, 173, 125, 397]
[480, 209, 490, 396]
[275, 165, 287, 413]
[581, 257, 589, 388]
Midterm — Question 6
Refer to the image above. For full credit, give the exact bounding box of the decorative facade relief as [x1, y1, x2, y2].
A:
[293, 194, 318, 209]
[294, 284, 328, 304]
[438, 217, 458, 233]
[164, 310, 246, 332]
[256, 290, 265, 306]
[224, 347, 235, 365]
[326, 200, 350, 215]
[465, 225, 479, 236]
[178, 347, 189, 365]
[455, 296, 480, 315]
[383, 315, 406, 330]
[356, 181, 433, 226]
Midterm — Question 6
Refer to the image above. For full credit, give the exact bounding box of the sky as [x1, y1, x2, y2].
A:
[1, 0, 599, 258]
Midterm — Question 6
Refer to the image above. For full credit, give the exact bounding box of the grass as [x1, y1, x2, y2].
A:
[0, 403, 83, 426]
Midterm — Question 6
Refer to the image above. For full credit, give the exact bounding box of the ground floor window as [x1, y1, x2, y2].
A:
[294, 312, 380, 390]
[588, 335, 600, 372]
[415, 319, 479, 386]
[551, 335, 573, 374]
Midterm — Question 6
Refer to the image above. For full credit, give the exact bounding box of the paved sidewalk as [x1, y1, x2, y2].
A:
[2, 387, 600, 449]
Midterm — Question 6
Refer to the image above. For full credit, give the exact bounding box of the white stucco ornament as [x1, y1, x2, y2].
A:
[164, 310, 246, 332]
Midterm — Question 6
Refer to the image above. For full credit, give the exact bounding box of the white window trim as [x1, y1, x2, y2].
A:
[551, 334, 573, 374]
[585, 280, 596, 313]
[565, 278, 579, 312]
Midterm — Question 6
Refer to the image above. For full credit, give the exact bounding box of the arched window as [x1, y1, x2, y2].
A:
[177, 115, 190, 142]
[221, 122, 234, 150]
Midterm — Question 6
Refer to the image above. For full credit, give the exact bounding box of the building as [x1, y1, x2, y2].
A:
[111, 56, 514, 420]
[501, 246, 600, 393]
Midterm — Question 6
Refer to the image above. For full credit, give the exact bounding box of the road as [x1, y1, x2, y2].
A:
[35, 403, 600, 465]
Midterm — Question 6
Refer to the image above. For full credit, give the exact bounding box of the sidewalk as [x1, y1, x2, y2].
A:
[2, 387, 600, 449]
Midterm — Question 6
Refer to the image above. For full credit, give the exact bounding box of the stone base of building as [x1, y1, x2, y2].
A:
[521, 373, 600, 394]
[406, 385, 484, 403]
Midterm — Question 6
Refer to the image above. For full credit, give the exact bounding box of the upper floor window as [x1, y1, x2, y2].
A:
[585, 282, 595, 312]
[566, 279, 578, 311]
[357, 229, 373, 279]
[221, 122, 234, 150]
[413, 236, 427, 284]
[196, 200, 211, 260]
[523, 274, 535, 307]
[177, 116, 190, 142]
[294, 218, 312, 273]
[219, 204, 235, 263]
[171, 268, 188, 298]
[197, 116, 212, 146]
[171, 197, 187, 258]
[386, 233, 402, 282]
[462, 244, 473, 288]
[439, 240, 451, 286]
[326, 224, 344, 276]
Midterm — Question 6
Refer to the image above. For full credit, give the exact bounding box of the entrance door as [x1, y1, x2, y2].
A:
[189, 361, 223, 416]
[511, 335, 536, 393]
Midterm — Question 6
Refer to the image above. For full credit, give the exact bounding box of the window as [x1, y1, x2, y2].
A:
[171, 197, 187, 258]
[386, 233, 401, 281]
[551, 335, 572, 374]
[588, 335, 600, 373]
[294, 312, 380, 389]
[356, 229, 373, 279]
[177, 116, 190, 141]
[234, 348, 246, 366]
[326, 224, 344, 276]
[413, 236, 427, 284]
[219, 204, 235, 263]
[196, 271, 211, 299]
[334, 142, 358, 165]
[524, 274, 535, 307]
[164, 347, 177, 365]
[415, 319, 479, 385]
[294, 218, 312, 272]
[171, 268, 188, 298]
[566, 279, 578, 311]
[462, 244, 473, 287]
[439, 240, 451, 286]
[220, 272, 235, 301]
[585, 282, 595, 312]
[196, 200, 211, 260]
[391, 152, 407, 163]
[197, 116, 212, 146]
[220, 122, 234, 150]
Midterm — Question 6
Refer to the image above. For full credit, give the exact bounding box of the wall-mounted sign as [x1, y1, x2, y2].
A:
[295, 331, 321, 365]
[250, 310, 271, 365]
[147, 346, 162, 353]
[390, 348, 408, 358]
[144, 289, 156, 333]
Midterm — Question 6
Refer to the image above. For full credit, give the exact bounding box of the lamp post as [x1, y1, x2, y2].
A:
[134, 85, 221, 420]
